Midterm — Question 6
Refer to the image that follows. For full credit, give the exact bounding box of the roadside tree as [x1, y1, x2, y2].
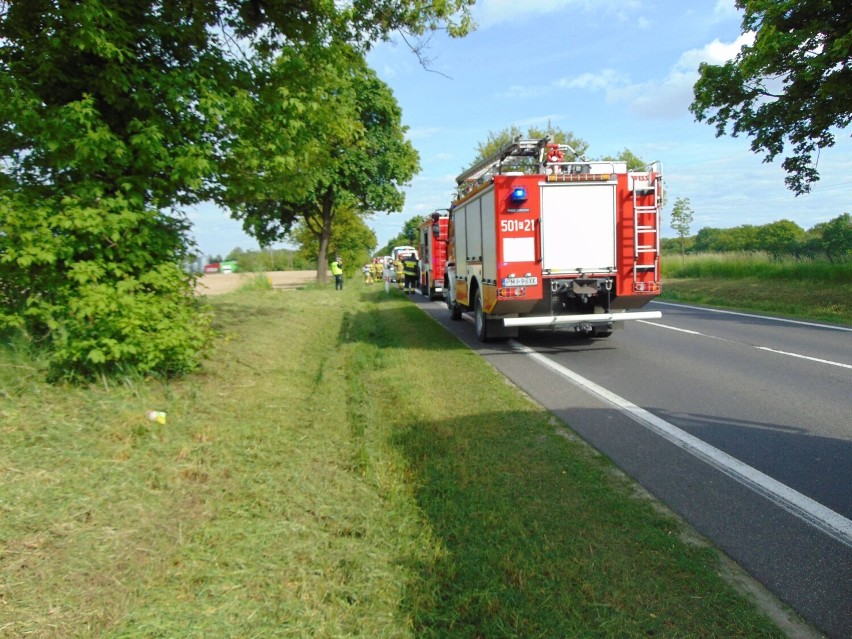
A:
[807, 213, 852, 262]
[756, 219, 806, 256]
[670, 197, 695, 258]
[378, 215, 426, 256]
[289, 208, 377, 277]
[1, 0, 470, 377]
[601, 148, 649, 171]
[225, 49, 418, 285]
[690, 0, 852, 194]
[474, 123, 589, 169]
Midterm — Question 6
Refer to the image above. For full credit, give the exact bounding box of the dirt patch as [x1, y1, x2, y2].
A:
[195, 270, 321, 296]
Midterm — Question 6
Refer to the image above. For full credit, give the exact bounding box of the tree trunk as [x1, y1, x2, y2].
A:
[314, 189, 335, 285]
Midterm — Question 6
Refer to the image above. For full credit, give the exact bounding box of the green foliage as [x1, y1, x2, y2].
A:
[290, 208, 378, 276]
[0, 1, 229, 379]
[238, 273, 274, 291]
[806, 212, 852, 262]
[690, 0, 852, 194]
[224, 46, 418, 283]
[0, 193, 212, 379]
[1, 0, 471, 379]
[474, 122, 589, 166]
[664, 214, 851, 262]
[600, 148, 649, 170]
[472, 124, 649, 175]
[756, 219, 807, 256]
[377, 215, 428, 256]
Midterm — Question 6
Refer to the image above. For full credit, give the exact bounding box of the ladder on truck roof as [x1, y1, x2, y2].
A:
[455, 136, 551, 188]
[632, 162, 663, 293]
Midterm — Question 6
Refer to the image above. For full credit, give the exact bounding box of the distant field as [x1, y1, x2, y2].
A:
[195, 269, 319, 295]
[660, 253, 851, 325]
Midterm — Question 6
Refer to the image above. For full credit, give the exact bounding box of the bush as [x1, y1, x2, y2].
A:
[1, 194, 213, 380]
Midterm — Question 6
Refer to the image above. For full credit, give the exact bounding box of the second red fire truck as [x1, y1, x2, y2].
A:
[444, 136, 663, 341]
[417, 210, 450, 299]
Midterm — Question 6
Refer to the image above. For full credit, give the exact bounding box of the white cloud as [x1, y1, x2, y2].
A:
[713, 0, 741, 21]
[681, 32, 755, 68]
[614, 32, 756, 119]
[493, 29, 756, 121]
[473, 0, 642, 29]
[406, 126, 443, 141]
[555, 69, 624, 92]
[499, 70, 623, 101]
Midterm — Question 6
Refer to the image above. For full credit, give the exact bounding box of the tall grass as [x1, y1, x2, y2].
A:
[660, 252, 852, 324]
[662, 251, 851, 283]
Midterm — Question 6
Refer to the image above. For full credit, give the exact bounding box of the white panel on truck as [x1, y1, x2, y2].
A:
[455, 203, 467, 269]
[540, 183, 616, 273]
[465, 197, 482, 262]
[503, 237, 535, 262]
[481, 189, 496, 281]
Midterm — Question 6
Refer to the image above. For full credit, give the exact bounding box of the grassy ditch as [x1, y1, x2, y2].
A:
[1, 282, 794, 637]
[661, 253, 852, 325]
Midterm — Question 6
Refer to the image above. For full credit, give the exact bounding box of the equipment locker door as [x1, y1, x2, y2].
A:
[540, 183, 616, 273]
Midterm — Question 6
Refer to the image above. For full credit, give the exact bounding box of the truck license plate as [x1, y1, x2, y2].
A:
[502, 277, 538, 286]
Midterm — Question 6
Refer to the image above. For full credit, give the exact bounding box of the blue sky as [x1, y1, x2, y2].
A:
[188, 0, 852, 259]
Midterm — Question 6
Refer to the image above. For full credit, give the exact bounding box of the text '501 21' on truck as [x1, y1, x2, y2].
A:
[444, 136, 663, 341]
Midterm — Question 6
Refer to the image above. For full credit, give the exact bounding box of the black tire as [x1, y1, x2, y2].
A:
[474, 288, 490, 342]
[447, 279, 462, 320]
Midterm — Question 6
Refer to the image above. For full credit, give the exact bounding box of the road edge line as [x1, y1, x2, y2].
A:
[510, 340, 852, 549]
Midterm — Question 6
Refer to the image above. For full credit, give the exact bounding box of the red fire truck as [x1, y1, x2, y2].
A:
[417, 210, 450, 299]
[444, 136, 663, 341]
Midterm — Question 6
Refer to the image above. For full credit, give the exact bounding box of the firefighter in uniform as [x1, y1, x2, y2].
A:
[394, 256, 404, 289]
[402, 253, 419, 295]
[371, 258, 383, 284]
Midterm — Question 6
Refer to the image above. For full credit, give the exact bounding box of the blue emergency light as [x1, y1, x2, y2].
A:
[510, 186, 527, 203]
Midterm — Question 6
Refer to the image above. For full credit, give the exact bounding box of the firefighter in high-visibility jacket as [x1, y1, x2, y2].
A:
[402, 253, 419, 295]
[330, 255, 344, 290]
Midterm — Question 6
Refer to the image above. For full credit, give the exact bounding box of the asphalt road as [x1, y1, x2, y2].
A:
[414, 295, 852, 639]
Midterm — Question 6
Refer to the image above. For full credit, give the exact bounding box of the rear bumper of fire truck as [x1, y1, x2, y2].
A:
[502, 310, 661, 328]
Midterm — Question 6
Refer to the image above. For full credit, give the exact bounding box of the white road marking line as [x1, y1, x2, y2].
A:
[755, 346, 852, 370]
[651, 301, 852, 332]
[639, 321, 703, 336]
[510, 339, 852, 549]
[639, 320, 852, 370]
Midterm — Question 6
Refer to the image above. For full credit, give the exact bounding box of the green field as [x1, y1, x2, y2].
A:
[661, 253, 852, 325]
[0, 278, 820, 638]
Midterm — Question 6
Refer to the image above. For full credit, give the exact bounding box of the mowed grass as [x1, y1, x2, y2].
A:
[1, 281, 792, 637]
[661, 252, 852, 324]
